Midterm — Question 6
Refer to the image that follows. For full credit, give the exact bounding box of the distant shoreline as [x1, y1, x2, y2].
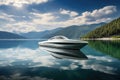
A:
[0, 39, 46, 41]
[81, 38, 120, 40]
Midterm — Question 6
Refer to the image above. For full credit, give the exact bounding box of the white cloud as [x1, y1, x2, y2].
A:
[32, 12, 57, 25]
[81, 62, 116, 74]
[71, 54, 118, 74]
[60, 9, 79, 17]
[90, 6, 117, 17]
[0, 5, 117, 33]
[0, 48, 57, 67]
[60, 54, 118, 74]
[60, 5, 117, 26]
[4, 22, 38, 33]
[0, 13, 15, 22]
[60, 63, 79, 70]
[0, 0, 49, 7]
[1, 12, 58, 33]
[87, 55, 114, 62]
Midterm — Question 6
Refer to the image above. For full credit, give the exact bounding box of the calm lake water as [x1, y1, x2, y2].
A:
[0, 40, 120, 80]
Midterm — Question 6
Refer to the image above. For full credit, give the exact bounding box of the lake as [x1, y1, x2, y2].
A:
[0, 40, 120, 80]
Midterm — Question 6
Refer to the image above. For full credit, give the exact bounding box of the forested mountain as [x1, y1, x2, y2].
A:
[41, 24, 102, 39]
[83, 17, 120, 38]
[21, 23, 105, 39]
[0, 31, 25, 39]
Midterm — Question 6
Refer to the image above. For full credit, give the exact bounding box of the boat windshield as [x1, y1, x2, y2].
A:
[49, 36, 68, 40]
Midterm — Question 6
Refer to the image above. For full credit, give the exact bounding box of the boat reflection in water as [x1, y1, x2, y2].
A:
[39, 36, 88, 60]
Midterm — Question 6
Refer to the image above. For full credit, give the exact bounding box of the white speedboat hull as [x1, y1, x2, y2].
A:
[39, 39, 88, 49]
[39, 36, 88, 59]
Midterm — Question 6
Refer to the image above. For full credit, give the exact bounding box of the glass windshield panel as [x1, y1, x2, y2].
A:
[49, 36, 68, 40]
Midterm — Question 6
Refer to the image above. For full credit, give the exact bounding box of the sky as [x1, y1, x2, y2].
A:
[0, 0, 120, 33]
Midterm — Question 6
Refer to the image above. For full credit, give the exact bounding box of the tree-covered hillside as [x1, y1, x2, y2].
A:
[83, 17, 120, 38]
[41, 23, 105, 39]
[21, 23, 105, 39]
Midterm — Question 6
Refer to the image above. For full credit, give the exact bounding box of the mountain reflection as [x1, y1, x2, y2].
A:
[0, 40, 23, 49]
[88, 40, 120, 59]
[0, 40, 40, 49]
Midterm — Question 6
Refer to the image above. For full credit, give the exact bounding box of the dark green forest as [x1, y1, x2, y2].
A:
[83, 17, 120, 38]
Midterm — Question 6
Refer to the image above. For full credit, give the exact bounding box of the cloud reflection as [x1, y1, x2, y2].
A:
[0, 47, 119, 75]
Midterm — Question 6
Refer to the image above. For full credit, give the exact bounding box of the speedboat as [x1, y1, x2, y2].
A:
[39, 36, 88, 59]
[39, 36, 88, 50]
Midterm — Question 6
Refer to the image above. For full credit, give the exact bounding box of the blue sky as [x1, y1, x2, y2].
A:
[0, 0, 120, 33]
